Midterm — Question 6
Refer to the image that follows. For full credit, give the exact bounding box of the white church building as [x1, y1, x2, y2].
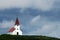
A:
[8, 17, 22, 35]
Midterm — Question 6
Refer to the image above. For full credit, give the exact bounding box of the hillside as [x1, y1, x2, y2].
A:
[0, 34, 60, 40]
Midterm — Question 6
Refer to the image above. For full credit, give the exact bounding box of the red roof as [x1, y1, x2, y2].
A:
[9, 17, 20, 32]
[15, 17, 20, 26]
[9, 27, 15, 32]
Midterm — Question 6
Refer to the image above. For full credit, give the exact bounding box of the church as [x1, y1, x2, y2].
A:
[8, 17, 22, 35]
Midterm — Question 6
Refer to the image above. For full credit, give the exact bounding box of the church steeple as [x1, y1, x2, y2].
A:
[15, 17, 20, 26]
[8, 17, 22, 35]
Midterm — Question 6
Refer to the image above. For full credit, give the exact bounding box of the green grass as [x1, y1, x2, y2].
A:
[0, 34, 60, 40]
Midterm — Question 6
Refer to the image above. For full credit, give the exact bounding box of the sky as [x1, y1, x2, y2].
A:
[0, 0, 60, 38]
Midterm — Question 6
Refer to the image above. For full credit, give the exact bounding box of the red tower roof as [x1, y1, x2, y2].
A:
[15, 17, 20, 25]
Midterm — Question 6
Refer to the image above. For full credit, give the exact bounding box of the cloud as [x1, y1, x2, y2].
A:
[53, 0, 60, 9]
[0, 20, 14, 28]
[27, 15, 60, 38]
[0, 0, 32, 9]
[0, 0, 56, 11]
[32, 0, 55, 11]
[31, 15, 40, 24]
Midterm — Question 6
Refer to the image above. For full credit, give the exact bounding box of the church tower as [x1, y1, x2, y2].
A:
[8, 17, 22, 35]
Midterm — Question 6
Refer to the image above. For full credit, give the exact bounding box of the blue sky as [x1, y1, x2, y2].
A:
[0, 0, 60, 38]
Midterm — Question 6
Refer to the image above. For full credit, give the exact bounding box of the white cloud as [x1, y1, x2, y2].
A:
[28, 16, 60, 38]
[0, 0, 32, 9]
[0, 20, 14, 28]
[31, 15, 40, 24]
[32, 0, 55, 11]
[0, 0, 55, 11]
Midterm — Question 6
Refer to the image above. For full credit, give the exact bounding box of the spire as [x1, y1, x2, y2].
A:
[15, 17, 20, 26]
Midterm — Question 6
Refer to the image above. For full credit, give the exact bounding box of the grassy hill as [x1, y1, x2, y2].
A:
[0, 34, 60, 40]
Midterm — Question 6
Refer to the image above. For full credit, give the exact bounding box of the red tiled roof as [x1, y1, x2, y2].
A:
[9, 27, 15, 32]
